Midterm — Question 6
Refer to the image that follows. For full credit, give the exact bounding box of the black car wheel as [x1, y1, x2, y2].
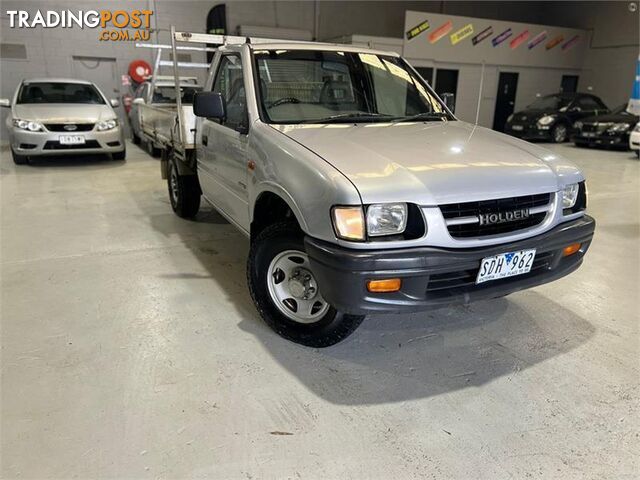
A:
[167, 157, 200, 218]
[552, 123, 568, 143]
[247, 221, 365, 347]
[11, 149, 29, 165]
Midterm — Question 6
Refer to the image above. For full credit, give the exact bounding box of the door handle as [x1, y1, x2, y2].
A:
[202, 135, 208, 146]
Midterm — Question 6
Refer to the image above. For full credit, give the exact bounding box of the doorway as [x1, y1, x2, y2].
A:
[492, 72, 519, 132]
[561, 75, 579, 93]
[434, 69, 458, 109]
[415, 67, 434, 85]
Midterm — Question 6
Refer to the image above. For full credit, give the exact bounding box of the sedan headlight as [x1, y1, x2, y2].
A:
[537, 115, 556, 126]
[332, 206, 365, 241]
[606, 122, 630, 133]
[366, 203, 407, 237]
[573, 121, 583, 130]
[13, 119, 44, 132]
[634, 122, 640, 132]
[96, 119, 118, 131]
[562, 183, 580, 209]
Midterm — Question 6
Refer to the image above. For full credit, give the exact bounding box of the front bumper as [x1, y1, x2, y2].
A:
[10, 127, 125, 156]
[573, 132, 629, 148]
[305, 216, 595, 315]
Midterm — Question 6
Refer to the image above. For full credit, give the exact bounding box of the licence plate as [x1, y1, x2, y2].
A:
[476, 249, 536, 284]
[582, 132, 596, 138]
[511, 125, 524, 131]
[59, 135, 85, 145]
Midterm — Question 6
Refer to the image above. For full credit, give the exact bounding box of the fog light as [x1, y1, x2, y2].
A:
[562, 243, 581, 257]
[367, 278, 401, 293]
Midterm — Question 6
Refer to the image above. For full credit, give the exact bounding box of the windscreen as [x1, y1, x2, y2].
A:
[254, 50, 449, 124]
[17, 82, 105, 104]
[152, 86, 202, 104]
[527, 95, 572, 111]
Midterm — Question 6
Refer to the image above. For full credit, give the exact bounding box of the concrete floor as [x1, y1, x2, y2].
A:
[1, 141, 638, 479]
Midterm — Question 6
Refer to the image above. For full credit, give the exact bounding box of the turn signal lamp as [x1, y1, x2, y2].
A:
[562, 243, 581, 257]
[332, 206, 365, 241]
[367, 278, 402, 293]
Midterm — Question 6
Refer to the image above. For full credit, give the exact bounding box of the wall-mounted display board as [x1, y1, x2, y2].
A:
[403, 10, 588, 69]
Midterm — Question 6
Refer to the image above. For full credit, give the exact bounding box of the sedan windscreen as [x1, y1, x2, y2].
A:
[17, 82, 105, 104]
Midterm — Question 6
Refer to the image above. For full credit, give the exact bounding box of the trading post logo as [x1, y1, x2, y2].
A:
[5, 9, 153, 41]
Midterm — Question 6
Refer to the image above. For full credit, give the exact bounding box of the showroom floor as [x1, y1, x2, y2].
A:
[1, 141, 638, 479]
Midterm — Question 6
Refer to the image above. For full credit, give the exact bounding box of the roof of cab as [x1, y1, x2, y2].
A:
[220, 41, 400, 58]
[22, 78, 94, 85]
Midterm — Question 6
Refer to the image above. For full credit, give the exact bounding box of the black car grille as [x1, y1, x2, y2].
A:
[43, 140, 101, 150]
[440, 193, 551, 238]
[44, 123, 95, 132]
[426, 250, 556, 293]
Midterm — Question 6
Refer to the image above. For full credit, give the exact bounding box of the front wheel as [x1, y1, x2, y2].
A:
[11, 149, 29, 165]
[168, 157, 200, 218]
[551, 123, 568, 143]
[247, 222, 365, 347]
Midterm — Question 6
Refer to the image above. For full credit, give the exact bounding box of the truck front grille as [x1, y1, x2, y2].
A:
[44, 123, 95, 132]
[440, 193, 551, 238]
[426, 250, 556, 293]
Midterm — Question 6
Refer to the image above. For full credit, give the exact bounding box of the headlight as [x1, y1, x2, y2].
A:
[366, 203, 407, 237]
[13, 119, 43, 132]
[506, 114, 514, 123]
[537, 115, 556, 126]
[634, 123, 640, 132]
[96, 119, 118, 131]
[573, 121, 583, 130]
[606, 123, 630, 133]
[562, 183, 580, 209]
[332, 206, 365, 241]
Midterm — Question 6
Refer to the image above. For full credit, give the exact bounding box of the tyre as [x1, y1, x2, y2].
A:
[247, 221, 365, 347]
[551, 123, 568, 143]
[112, 148, 126, 161]
[132, 132, 141, 145]
[147, 140, 161, 158]
[11, 149, 29, 165]
[168, 156, 200, 218]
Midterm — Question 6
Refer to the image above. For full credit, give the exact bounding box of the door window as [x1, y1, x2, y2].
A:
[212, 55, 248, 133]
[576, 96, 600, 111]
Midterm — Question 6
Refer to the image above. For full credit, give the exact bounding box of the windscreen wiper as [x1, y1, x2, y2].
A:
[302, 112, 394, 124]
[391, 111, 449, 124]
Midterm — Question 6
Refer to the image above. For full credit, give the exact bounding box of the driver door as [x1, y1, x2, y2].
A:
[198, 54, 250, 231]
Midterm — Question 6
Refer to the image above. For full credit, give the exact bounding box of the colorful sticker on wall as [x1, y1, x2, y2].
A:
[561, 35, 580, 51]
[406, 20, 430, 40]
[450, 23, 474, 45]
[509, 30, 529, 49]
[429, 20, 453, 44]
[527, 31, 547, 49]
[491, 28, 512, 47]
[546, 35, 564, 50]
[472, 26, 493, 45]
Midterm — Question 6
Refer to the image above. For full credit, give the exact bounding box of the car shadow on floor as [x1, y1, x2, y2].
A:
[145, 200, 595, 406]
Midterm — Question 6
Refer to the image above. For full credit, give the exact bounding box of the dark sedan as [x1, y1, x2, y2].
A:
[572, 104, 639, 150]
[504, 92, 609, 143]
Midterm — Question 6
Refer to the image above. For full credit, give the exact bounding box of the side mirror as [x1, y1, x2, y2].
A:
[441, 92, 455, 114]
[0, 98, 10, 108]
[132, 97, 145, 105]
[193, 92, 225, 119]
[110, 98, 120, 108]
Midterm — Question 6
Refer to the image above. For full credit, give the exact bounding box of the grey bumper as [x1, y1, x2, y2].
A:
[305, 216, 596, 315]
[10, 127, 125, 156]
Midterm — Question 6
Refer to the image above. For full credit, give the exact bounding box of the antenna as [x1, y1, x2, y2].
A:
[475, 61, 485, 125]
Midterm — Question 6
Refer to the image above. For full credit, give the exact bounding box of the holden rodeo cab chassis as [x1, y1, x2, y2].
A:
[162, 29, 595, 347]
